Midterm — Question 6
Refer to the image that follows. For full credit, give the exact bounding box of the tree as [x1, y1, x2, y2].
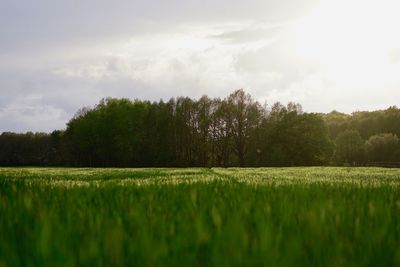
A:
[174, 97, 196, 166]
[334, 130, 365, 165]
[0, 132, 53, 166]
[261, 105, 333, 166]
[365, 133, 400, 162]
[227, 89, 263, 166]
[323, 111, 350, 140]
[209, 99, 233, 167]
[194, 96, 213, 166]
[5, 89, 388, 168]
[323, 107, 400, 141]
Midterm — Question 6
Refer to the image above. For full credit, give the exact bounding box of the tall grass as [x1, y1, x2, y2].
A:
[1, 167, 399, 266]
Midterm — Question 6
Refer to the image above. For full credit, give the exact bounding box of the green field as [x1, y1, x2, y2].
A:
[1, 167, 400, 266]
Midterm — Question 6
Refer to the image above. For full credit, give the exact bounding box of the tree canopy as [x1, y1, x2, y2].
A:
[1, 90, 399, 167]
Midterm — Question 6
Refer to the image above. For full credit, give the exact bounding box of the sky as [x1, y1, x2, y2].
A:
[1, 0, 400, 132]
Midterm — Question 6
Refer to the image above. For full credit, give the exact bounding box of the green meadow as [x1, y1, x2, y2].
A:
[1, 167, 400, 266]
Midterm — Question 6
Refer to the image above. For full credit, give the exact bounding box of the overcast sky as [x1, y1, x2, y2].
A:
[1, 0, 400, 132]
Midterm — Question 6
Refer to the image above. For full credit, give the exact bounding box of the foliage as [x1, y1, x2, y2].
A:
[365, 133, 400, 162]
[260, 105, 333, 166]
[1, 91, 400, 167]
[0, 132, 53, 166]
[335, 130, 365, 165]
[324, 106, 400, 140]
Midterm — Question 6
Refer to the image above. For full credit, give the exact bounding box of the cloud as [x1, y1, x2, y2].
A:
[1, 0, 400, 132]
[0, 0, 318, 54]
[210, 23, 283, 44]
[0, 95, 69, 133]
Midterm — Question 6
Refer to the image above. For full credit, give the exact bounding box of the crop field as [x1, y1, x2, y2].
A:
[1, 167, 400, 266]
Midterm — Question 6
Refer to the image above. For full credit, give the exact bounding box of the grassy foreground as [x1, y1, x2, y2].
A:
[1, 167, 400, 266]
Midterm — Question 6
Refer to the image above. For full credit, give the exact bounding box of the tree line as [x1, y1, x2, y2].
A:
[0, 89, 399, 167]
[324, 108, 400, 165]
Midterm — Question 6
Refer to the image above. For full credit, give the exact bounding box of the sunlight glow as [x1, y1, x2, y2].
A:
[289, 0, 400, 85]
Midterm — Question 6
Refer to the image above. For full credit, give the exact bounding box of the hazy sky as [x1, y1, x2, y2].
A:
[1, 0, 400, 132]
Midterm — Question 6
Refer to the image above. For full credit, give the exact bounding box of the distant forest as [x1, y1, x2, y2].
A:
[1, 89, 399, 167]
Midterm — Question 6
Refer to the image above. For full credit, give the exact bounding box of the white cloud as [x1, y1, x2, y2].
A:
[0, 95, 69, 132]
[1, 0, 400, 132]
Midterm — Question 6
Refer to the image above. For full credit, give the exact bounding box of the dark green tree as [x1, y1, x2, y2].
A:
[365, 133, 400, 162]
[335, 130, 365, 165]
[227, 89, 263, 166]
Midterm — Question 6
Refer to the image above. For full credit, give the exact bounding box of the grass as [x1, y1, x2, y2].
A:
[1, 167, 400, 266]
